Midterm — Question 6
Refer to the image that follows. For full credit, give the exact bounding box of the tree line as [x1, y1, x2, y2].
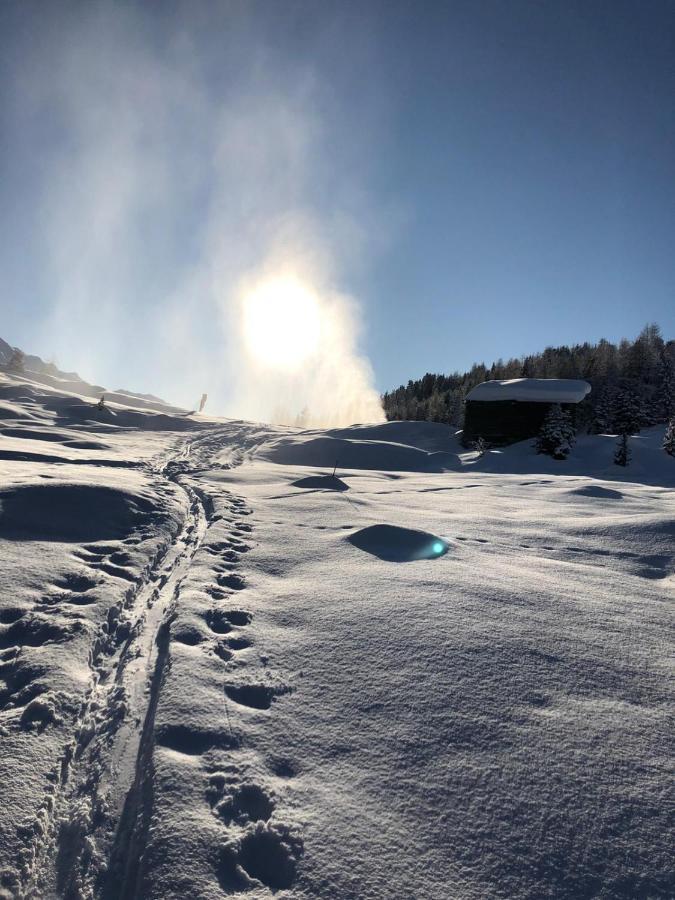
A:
[382, 323, 675, 435]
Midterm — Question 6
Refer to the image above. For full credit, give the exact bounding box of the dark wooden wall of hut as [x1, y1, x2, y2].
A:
[462, 400, 578, 447]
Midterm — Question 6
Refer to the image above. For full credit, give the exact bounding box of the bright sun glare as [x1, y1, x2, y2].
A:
[243, 277, 322, 371]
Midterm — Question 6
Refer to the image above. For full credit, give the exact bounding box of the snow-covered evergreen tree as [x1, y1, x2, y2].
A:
[428, 390, 447, 423]
[614, 433, 630, 466]
[625, 323, 663, 383]
[612, 386, 644, 435]
[449, 389, 466, 428]
[535, 404, 575, 459]
[663, 419, 675, 457]
[593, 338, 619, 380]
[654, 349, 675, 423]
[592, 385, 617, 433]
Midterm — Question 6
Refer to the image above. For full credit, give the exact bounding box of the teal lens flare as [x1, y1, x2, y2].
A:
[432, 541, 444, 555]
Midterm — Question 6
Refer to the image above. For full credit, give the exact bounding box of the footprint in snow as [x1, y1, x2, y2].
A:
[226, 636, 252, 651]
[267, 757, 297, 779]
[230, 540, 251, 551]
[53, 572, 100, 592]
[213, 643, 233, 662]
[109, 550, 133, 566]
[236, 824, 302, 891]
[173, 625, 206, 646]
[222, 610, 251, 626]
[201, 541, 230, 554]
[213, 783, 275, 824]
[0, 656, 47, 713]
[215, 550, 241, 564]
[224, 683, 290, 710]
[205, 610, 234, 635]
[218, 823, 302, 892]
[155, 723, 238, 755]
[217, 573, 246, 591]
[88, 561, 137, 582]
[82, 542, 122, 555]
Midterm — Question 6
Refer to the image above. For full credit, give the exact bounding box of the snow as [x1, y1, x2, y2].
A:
[347, 523, 449, 561]
[1, 342, 185, 415]
[260, 420, 461, 472]
[467, 378, 592, 403]
[0, 370, 673, 899]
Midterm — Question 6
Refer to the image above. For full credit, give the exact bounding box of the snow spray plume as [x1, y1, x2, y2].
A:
[224, 226, 384, 427]
[12, 2, 385, 425]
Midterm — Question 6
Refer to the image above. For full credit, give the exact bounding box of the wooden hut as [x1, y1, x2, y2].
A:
[462, 378, 591, 447]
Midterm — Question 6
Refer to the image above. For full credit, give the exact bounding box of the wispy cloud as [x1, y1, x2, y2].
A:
[14, 1, 385, 424]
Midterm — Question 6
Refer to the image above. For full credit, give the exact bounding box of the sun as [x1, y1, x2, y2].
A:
[242, 277, 322, 371]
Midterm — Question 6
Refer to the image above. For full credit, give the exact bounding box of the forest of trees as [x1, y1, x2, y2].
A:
[382, 324, 675, 435]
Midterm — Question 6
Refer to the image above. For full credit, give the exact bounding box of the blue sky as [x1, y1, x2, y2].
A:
[1, 0, 674, 405]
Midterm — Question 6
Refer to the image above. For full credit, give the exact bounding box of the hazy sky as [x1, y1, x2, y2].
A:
[1, 0, 674, 405]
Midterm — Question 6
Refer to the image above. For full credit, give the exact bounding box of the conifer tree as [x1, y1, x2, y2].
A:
[428, 390, 447, 423]
[592, 385, 617, 433]
[614, 433, 630, 466]
[663, 419, 675, 457]
[535, 404, 575, 459]
[612, 386, 644, 435]
[655, 349, 675, 423]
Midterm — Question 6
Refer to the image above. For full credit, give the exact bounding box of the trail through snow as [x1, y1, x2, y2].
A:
[31, 460, 209, 898]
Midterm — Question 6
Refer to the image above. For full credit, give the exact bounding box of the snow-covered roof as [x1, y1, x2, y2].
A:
[467, 378, 591, 403]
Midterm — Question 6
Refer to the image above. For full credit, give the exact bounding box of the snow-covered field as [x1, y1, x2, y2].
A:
[0, 372, 673, 899]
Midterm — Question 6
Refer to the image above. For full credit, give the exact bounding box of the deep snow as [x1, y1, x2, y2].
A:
[0, 371, 673, 899]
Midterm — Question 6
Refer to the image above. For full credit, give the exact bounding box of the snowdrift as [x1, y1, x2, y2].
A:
[260, 421, 462, 473]
[0, 482, 156, 542]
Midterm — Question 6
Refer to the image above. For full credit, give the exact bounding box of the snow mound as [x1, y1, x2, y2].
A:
[0, 483, 155, 542]
[347, 524, 449, 562]
[467, 378, 591, 403]
[262, 434, 460, 473]
[326, 420, 459, 451]
[569, 485, 624, 500]
[291, 474, 349, 491]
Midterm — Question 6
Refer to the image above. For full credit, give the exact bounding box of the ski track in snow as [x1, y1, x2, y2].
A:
[0, 398, 312, 899]
[1, 376, 674, 899]
[0, 397, 298, 899]
[27, 462, 209, 898]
